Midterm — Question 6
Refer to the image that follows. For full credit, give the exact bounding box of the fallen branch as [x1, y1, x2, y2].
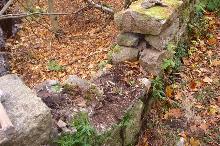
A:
[0, 0, 14, 15]
[85, 0, 114, 15]
[0, 12, 69, 20]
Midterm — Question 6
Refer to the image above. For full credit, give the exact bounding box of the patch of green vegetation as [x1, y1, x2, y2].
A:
[162, 59, 175, 70]
[51, 84, 62, 93]
[47, 60, 64, 71]
[107, 45, 122, 60]
[151, 76, 165, 100]
[56, 112, 99, 146]
[98, 60, 109, 70]
[173, 42, 188, 70]
[119, 112, 133, 128]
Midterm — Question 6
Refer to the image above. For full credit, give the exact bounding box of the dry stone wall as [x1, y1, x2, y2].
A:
[110, 0, 196, 76]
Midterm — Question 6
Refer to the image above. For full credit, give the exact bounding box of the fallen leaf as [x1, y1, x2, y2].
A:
[190, 137, 201, 146]
[203, 77, 213, 84]
[165, 85, 173, 98]
[208, 105, 218, 115]
[189, 80, 197, 90]
[175, 91, 182, 100]
[164, 108, 182, 119]
[212, 59, 220, 66]
[207, 37, 217, 45]
[199, 123, 208, 132]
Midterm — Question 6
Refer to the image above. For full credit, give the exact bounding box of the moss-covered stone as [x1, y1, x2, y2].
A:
[130, 0, 182, 20]
[114, 0, 183, 35]
[123, 100, 144, 146]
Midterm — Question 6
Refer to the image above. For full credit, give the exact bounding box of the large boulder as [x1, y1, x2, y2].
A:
[117, 32, 140, 47]
[139, 48, 170, 75]
[0, 74, 52, 146]
[108, 45, 139, 63]
[114, 0, 183, 35]
[144, 18, 180, 51]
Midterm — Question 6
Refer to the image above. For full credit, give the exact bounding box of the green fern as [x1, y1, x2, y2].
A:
[151, 76, 165, 100]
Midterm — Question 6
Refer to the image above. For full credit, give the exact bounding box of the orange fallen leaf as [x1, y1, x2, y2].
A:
[165, 85, 173, 98]
[207, 37, 217, 45]
[190, 137, 201, 146]
[164, 108, 182, 119]
[189, 80, 197, 90]
[212, 59, 220, 66]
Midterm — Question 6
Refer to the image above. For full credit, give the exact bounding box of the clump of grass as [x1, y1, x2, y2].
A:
[56, 112, 97, 146]
[47, 60, 64, 71]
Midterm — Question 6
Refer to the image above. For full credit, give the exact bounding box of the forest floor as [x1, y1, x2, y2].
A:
[4, 0, 220, 146]
[138, 12, 220, 146]
[6, 0, 123, 87]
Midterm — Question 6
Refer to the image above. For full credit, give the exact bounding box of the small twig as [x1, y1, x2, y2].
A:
[84, 0, 114, 15]
[0, 0, 14, 15]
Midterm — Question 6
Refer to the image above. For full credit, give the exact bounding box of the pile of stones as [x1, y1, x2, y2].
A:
[110, 0, 194, 75]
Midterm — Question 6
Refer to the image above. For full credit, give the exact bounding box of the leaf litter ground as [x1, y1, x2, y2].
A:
[138, 13, 220, 146]
[5, 0, 123, 88]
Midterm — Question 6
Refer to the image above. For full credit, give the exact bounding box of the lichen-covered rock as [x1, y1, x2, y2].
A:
[139, 48, 169, 75]
[123, 99, 144, 145]
[0, 74, 52, 146]
[109, 45, 139, 63]
[144, 18, 180, 51]
[114, 0, 183, 35]
[117, 32, 140, 47]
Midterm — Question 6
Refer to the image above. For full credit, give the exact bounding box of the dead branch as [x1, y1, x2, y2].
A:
[85, 0, 114, 15]
[0, 0, 14, 15]
[0, 12, 69, 20]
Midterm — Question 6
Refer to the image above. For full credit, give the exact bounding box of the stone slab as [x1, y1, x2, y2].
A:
[0, 74, 52, 146]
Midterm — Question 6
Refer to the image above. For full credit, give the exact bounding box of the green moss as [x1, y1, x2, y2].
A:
[130, 0, 182, 20]
[107, 45, 122, 60]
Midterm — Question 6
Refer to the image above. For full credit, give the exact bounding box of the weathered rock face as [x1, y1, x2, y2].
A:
[139, 48, 169, 75]
[0, 74, 52, 146]
[109, 45, 139, 63]
[144, 18, 180, 51]
[114, 0, 183, 35]
[117, 32, 140, 47]
[65, 75, 91, 91]
[101, 99, 144, 146]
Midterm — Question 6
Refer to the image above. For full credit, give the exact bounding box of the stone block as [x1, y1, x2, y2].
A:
[108, 45, 139, 63]
[117, 32, 140, 47]
[0, 74, 52, 146]
[139, 48, 170, 75]
[114, 0, 183, 35]
[144, 18, 180, 51]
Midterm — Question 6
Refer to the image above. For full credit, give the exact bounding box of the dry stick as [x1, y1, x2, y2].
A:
[0, 12, 69, 20]
[85, 0, 114, 15]
[0, 0, 14, 15]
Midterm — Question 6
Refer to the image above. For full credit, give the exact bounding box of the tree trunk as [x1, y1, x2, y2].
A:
[48, 0, 59, 34]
